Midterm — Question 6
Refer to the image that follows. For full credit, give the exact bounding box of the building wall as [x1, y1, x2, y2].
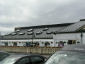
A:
[53, 33, 84, 46]
[0, 39, 55, 47]
[82, 33, 85, 44]
[1, 33, 85, 47]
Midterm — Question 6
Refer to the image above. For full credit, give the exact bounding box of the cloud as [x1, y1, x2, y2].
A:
[32, 0, 85, 24]
[0, 0, 37, 21]
[0, 26, 14, 35]
[0, 0, 36, 34]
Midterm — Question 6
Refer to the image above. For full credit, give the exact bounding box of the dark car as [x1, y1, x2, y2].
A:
[0, 51, 45, 64]
[45, 44, 85, 64]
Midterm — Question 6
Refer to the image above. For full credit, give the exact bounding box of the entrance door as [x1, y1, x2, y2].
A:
[68, 40, 76, 44]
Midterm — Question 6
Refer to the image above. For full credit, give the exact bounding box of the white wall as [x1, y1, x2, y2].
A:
[53, 33, 82, 44]
[0, 39, 54, 46]
[82, 33, 85, 44]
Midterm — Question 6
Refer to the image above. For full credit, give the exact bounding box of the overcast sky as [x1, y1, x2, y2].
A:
[0, 0, 85, 35]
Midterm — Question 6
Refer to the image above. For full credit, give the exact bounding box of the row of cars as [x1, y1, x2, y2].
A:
[0, 44, 85, 64]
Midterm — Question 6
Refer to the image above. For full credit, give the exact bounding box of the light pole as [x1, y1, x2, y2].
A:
[80, 31, 83, 44]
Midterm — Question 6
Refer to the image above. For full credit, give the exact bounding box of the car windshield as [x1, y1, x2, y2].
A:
[0, 52, 9, 61]
[45, 51, 85, 64]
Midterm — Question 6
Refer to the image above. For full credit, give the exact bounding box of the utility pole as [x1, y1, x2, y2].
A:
[80, 32, 83, 44]
[53, 32, 56, 47]
[32, 29, 35, 47]
[0, 32, 1, 45]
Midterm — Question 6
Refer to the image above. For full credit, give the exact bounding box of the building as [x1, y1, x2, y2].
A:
[1, 19, 85, 47]
[53, 19, 85, 47]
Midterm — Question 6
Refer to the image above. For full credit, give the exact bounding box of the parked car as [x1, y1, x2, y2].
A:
[0, 51, 45, 64]
[45, 44, 85, 64]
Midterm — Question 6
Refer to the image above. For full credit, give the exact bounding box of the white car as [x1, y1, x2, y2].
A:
[45, 44, 85, 64]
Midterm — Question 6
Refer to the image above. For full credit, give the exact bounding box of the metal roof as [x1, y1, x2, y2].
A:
[3, 21, 85, 40]
[15, 23, 73, 30]
[59, 21, 85, 32]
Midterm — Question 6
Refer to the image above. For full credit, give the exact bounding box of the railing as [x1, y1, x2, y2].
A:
[0, 46, 62, 54]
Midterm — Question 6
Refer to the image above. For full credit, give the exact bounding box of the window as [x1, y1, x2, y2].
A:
[5, 42, 8, 46]
[19, 33, 25, 35]
[13, 42, 17, 46]
[77, 41, 80, 43]
[43, 28, 48, 31]
[68, 40, 76, 45]
[36, 31, 42, 35]
[15, 57, 30, 64]
[46, 31, 52, 34]
[45, 42, 50, 47]
[16, 30, 20, 32]
[27, 32, 33, 35]
[27, 29, 33, 32]
[11, 32, 17, 35]
[31, 56, 44, 64]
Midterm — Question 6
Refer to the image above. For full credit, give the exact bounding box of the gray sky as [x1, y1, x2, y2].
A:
[0, 0, 85, 35]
